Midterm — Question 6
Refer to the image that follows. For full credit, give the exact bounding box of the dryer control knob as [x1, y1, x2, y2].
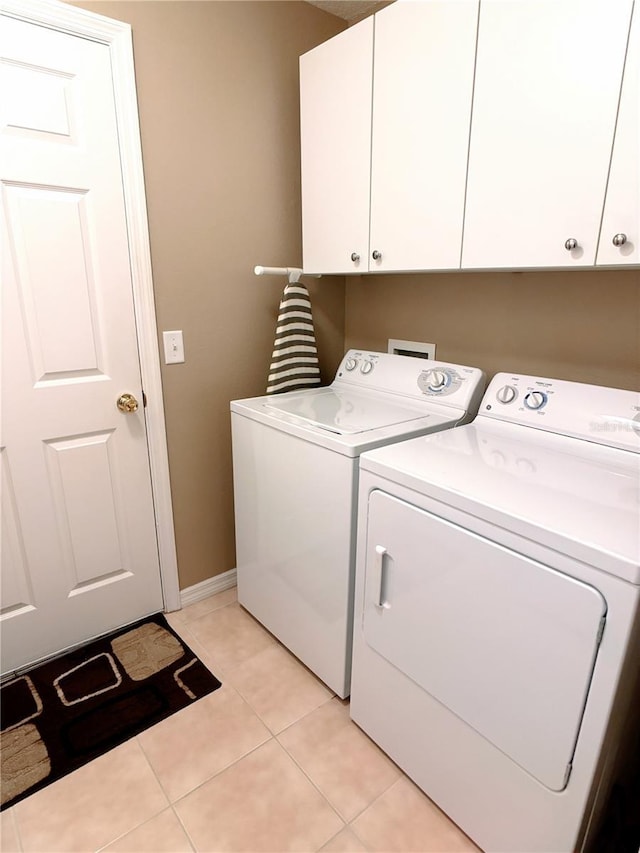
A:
[425, 369, 448, 391]
[516, 457, 537, 475]
[361, 360, 374, 375]
[345, 357, 358, 371]
[496, 384, 517, 404]
[490, 450, 507, 468]
[524, 390, 547, 410]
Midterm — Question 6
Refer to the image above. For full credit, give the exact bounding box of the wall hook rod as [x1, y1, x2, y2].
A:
[254, 265, 321, 284]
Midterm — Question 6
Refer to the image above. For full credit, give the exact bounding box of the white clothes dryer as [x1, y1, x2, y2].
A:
[350, 373, 640, 852]
[231, 350, 485, 697]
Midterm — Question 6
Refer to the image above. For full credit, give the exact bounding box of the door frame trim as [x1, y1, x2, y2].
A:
[4, 0, 181, 610]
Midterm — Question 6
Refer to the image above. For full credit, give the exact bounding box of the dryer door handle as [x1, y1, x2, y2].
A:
[374, 545, 391, 609]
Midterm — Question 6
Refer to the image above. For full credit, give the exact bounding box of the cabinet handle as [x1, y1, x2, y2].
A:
[612, 233, 627, 247]
[564, 238, 578, 251]
[350, 252, 360, 262]
[372, 250, 382, 261]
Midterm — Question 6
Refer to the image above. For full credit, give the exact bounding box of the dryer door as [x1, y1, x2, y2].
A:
[362, 490, 607, 791]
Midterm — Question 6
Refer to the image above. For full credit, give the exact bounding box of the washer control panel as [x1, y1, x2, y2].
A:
[480, 373, 640, 452]
[335, 350, 486, 412]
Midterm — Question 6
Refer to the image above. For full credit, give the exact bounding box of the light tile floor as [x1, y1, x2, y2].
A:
[1, 589, 480, 852]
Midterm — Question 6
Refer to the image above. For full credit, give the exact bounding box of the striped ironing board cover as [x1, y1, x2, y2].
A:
[266, 282, 321, 394]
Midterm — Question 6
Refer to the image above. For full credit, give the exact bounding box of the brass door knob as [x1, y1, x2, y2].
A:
[116, 393, 139, 413]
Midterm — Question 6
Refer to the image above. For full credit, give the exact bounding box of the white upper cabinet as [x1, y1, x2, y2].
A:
[299, 0, 637, 274]
[369, 0, 478, 272]
[597, 3, 639, 266]
[462, 0, 634, 270]
[300, 18, 373, 275]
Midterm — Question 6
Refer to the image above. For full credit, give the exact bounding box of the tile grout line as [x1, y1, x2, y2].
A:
[273, 719, 350, 841]
[167, 731, 276, 809]
[170, 804, 198, 853]
[97, 738, 172, 850]
[176, 591, 385, 850]
[177, 601, 338, 740]
[133, 679, 272, 805]
[274, 719, 394, 853]
[269, 734, 351, 853]
[7, 806, 25, 853]
[144, 597, 241, 837]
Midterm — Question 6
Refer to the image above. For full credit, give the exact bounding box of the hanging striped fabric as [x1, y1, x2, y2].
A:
[266, 282, 321, 394]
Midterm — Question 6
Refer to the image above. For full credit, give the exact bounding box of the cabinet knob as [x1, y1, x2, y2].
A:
[612, 233, 627, 247]
[350, 252, 360, 262]
[372, 250, 382, 261]
[564, 238, 578, 251]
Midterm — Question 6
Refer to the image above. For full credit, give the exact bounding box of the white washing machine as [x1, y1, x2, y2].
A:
[231, 350, 485, 697]
[350, 373, 640, 852]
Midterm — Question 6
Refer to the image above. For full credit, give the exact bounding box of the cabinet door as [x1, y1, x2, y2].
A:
[369, 0, 478, 272]
[597, 4, 639, 266]
[462, 0, 633, 270]
[300, 19, 372, 275]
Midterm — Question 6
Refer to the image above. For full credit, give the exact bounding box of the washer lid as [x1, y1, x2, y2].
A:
[264, 387, 436, 434]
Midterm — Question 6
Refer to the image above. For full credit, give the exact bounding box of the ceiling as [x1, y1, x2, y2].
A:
[305, 0, 393, 24]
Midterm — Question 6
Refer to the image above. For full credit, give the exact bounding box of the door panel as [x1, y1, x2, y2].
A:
[363, 490, 606, 791]
[3, 58, 76, 139]
[1, 15, 163, 673]
[5, 184, 102, 380]
[44, 432, 128, 590]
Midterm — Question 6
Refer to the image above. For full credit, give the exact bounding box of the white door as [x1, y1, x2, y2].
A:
[369, 0, 478, 272]
[462, 0, 633, 269]
[1, 15, 164, 673]
[300, 17, 373, 275]
[597, 2, 639, 266]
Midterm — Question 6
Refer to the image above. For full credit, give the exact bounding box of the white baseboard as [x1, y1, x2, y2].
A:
[176, 568, 237, 610]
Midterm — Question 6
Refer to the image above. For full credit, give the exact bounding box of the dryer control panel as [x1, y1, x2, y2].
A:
[480, 373, 640, 453]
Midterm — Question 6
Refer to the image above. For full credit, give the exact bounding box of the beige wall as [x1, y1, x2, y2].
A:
[346, 269, 640, 391]
[66, 0, 640, 592]
[74, 1, 347, 589]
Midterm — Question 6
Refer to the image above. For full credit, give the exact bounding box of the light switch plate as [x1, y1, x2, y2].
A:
[163, 330, 185, 364]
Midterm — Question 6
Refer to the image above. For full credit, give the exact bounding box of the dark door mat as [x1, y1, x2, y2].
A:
[1, 612, 221, 810]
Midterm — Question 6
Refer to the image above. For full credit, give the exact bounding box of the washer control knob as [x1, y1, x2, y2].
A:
[496, 384, 517, 404]
[524, 390, 547, 410]
[361, 360, 374, 375]
[345, 357, 358, 371]
[425, 369, 448, 391]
